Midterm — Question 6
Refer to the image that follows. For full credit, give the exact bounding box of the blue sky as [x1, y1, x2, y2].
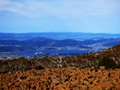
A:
[0, 0, 120, 33]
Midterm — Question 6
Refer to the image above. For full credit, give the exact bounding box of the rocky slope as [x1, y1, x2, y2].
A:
[0, 67, 120, 90]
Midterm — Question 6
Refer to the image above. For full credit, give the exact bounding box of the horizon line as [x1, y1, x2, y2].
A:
[0, 32, 120, 34]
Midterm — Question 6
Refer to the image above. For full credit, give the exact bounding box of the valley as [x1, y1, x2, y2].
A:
[0, 33, 120, 59]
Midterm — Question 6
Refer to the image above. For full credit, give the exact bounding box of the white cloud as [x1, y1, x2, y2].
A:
[0, 0, 120, 18]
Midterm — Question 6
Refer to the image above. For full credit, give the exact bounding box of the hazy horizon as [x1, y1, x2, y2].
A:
[1, 32, 120, 36]
[0, 0, 120, 33]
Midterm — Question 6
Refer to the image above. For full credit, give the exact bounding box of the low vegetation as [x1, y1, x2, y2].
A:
[0, 67, 120, 89]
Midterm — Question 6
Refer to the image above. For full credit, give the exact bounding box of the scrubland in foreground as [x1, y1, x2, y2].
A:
[0, 44, 120, 89]
[0, 67, 120, 90]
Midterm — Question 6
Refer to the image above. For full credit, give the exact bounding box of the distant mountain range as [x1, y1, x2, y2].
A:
[0, 32, 120, 40]
[0, 32, 120, 59]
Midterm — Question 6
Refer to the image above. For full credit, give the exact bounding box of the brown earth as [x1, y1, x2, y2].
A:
[0, 67, 120, 90]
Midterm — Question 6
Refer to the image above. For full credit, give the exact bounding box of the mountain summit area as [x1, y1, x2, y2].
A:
[0, 44, 120, 90]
